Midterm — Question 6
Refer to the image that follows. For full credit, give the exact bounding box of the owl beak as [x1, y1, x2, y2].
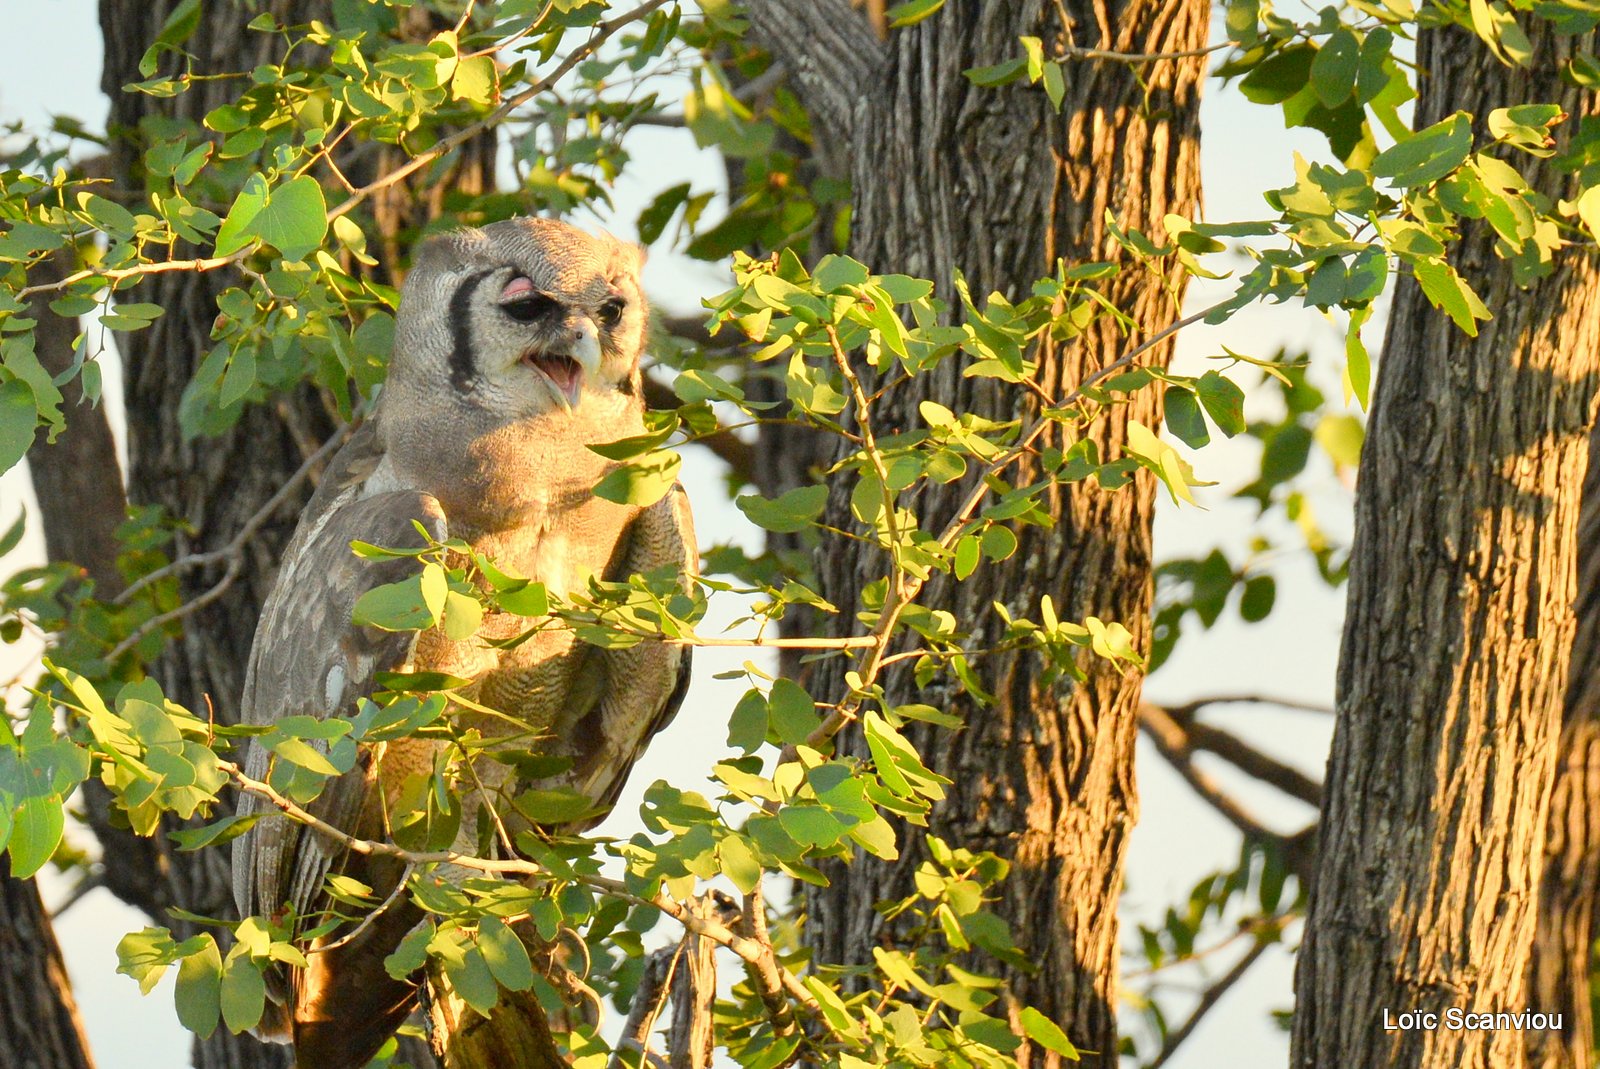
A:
[525, 316, 602, 412]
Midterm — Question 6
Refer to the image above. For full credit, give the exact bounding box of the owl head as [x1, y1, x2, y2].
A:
[389, 217, 648, 418]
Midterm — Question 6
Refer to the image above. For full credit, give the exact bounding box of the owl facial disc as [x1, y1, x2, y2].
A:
[498, 276, 602, 411]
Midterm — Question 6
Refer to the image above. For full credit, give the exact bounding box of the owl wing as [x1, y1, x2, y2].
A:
[232, 422, 448, 934]
[559, 482, 698, 824]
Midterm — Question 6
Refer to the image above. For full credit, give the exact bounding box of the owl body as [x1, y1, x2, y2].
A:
[231, 218, 696, 1069]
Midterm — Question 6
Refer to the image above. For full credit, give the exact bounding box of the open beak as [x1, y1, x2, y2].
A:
[520, 316, 601, 412]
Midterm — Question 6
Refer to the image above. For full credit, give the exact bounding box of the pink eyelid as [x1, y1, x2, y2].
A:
[500, 276, 537, 302]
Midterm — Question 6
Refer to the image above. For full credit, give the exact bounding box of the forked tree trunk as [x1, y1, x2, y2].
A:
[749, 2, 1206, 1064]
[1291, 23, 1600, 1069]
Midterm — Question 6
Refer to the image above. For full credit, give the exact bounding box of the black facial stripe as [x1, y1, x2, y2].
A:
[448, 268, 499, 392]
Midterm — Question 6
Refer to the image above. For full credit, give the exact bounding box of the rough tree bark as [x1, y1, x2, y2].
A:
[96, 5, 341, 1066]
[748, 1, 1206, 1064]
[4, 249, 119, 1069]
[1290, 22, 1600, 1069]
[0, 871, 96, 1069]
[87, 3, 482, 1067]
[1527, 423, 1600, 1069]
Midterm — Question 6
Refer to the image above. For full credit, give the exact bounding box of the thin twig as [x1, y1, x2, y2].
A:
[311, 863, 416, 955]
[1155, 692, 1334, 718]
[105, 555, 242, 664]
[47, 872, 106, 918]
[1060, 40, 1232, 64]
[1146, 938, 1272, 1069]
[1141, 703, 1322, 808]
[1137, 702, 1316, 879]
[115, 424, 351, 607]
[217, 757, 824, 1015]
[16, 253, 249, 300]
[777, 299, 1227, 764]
[736, 881, 800, 1046]
[326, 0, 674, 223]
[16, 0, 666, 302]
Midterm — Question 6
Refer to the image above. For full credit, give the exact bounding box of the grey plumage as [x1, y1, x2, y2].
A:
[231, 218, 697, 1068]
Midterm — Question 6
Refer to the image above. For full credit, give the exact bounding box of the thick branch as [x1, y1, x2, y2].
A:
[610, 947, 676, 1069]
[1141, 703, 1322, 808]
[1138, 703, 1315, 880]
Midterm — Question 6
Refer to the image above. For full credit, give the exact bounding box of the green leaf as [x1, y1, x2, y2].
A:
[1315, 412, 1365, 469]
[352, 565, 448, 632]
[588, 420, 679, 461]
[965, 1016, 1022, 1052]
[446, 944, 500, 1016]
[727, 690, 768, 753]
[214, 175, 329, 261]
[1309, 29, 1359, 107]
[175, 937, 223, 1039]
[736, 485, 829, 534]
[0, 508, 24, 557]
[0, 379, 37, 475]
[1041, 61, 1066, 110]
[1345, 304, 1373, 409]
[1412, 259, 1490, 335]
[220, 951, 266, 1034]
[1239, 45, 1314, 106]
[767, 679, 820, 746]
[477, 916, 535, 992]
[953, 534, 981, 581]
[1164, 387, 1209, 449]
[637, 183, 691, 245]
[1239, 575, 1277, 622]
[169, 812, 264, 852]
[778, 804, 847, 848]
[813, 255, 870, 292]
[887, 0, 945, 27]
[267, 736, 342, 777]
[1345, 248, 1388, 303]
[592, 450, 681, 506]
[442, 589, 483, 641]
[963, 57, 1028, 87]
[451, 54, 498, 106]
[7, 795, 63, 878]
[1019, 1007, 1078, 1059]
[719, 833, 761, 893]
[1195, 372, 1245, 436]
[513, 788, 605, 825]
[139, 0, 202, 76]
[1371, 114, 1472, 189]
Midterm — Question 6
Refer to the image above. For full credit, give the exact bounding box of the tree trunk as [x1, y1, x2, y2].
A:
[0, 872, 96, 1069]
[92, 3, 477, 1066]
[1290, 23, 1600, 1069]
[97, 5, 339, 1066]
[749, 2, 1206, 1064]
[9, 247, 117, 1069]
[1527, 420, 1600, 1069]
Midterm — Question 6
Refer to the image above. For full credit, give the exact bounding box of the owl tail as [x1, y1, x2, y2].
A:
[290, 896, 425, 1069]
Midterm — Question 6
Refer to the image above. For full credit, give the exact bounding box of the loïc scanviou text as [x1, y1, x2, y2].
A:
[1382, 1009, 1562, 1032]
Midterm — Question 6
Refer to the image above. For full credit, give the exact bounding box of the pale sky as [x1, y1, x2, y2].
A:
[0, 3, 1359, 1066]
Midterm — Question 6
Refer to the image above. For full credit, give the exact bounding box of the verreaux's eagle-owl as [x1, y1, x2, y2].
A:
[231, 217, 697, 1068]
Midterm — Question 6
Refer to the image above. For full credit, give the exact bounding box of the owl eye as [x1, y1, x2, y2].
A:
[499, 277, 559, 324]
[596, 298, 627, 329]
